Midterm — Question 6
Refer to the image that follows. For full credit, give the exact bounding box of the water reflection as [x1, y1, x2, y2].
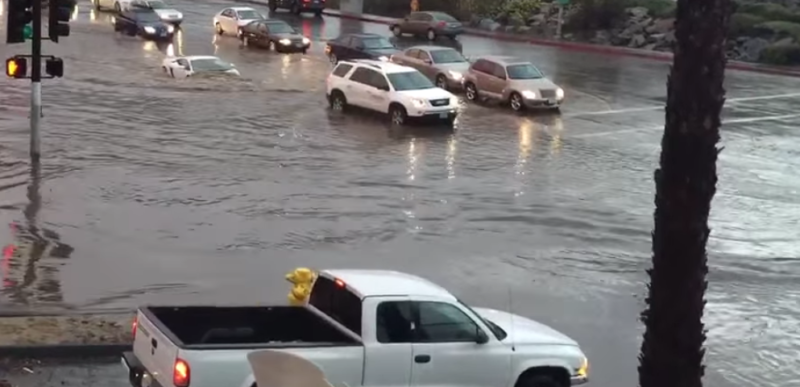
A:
[407, 137, 419, 181]
[0, 0, 4, 16]
[546, 116, 564, 156]
[90, 8, 97, 21]
[1, 162, 73, 305]
[445, 134, 457, 179]
[165, 30, 184, 57]
[71, 5, 79, 21]
[514, 119, 537, 197]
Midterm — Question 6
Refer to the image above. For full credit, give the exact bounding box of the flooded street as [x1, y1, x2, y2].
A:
[2, 0, 800, 385]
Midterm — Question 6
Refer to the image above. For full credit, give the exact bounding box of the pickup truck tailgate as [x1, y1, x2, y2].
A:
[133, 310, 180, 387]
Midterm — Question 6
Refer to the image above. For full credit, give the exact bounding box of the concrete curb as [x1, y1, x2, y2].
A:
[0, 343, 131, 359]
[230, 0, 800, 78]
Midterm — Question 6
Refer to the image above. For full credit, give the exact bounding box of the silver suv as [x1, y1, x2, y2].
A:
[462, 56, 564, 112]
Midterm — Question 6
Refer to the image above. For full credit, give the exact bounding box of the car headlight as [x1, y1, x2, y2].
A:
[556, 87, 565, 99]
[577, 356, 589, 378]
[167, 25, 174, 33]
[447, 70, 462, 80]
[410, 98, 426, 108]
[378, 56, 389, 61]
[450, 97, 458, 106]
[279, 38, 291, 45]
[521, 90, 536, 99]
[302, 37, 310, 44]
[176, 12, 183, 19]
[144, 26, 155, 34]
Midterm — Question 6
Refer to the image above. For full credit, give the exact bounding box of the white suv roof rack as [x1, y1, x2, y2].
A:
[349, 59, 413, 73]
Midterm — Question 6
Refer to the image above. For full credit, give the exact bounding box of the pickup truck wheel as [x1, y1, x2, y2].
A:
[518, 374, 564, 387]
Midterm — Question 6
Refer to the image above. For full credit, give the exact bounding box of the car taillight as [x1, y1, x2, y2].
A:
[173, 358, 190, 387]
[132, 316, 138, 337]
[437, 21, 446, 27]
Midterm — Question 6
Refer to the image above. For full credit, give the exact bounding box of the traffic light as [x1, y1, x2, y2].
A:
[6, 57, 28, 79]
[48, 0, 76, 43]
[45, 58, 64, 77]
[6, 0, 33, 44]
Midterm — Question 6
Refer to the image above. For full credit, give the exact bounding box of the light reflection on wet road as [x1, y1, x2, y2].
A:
[2, 0, 800, 385]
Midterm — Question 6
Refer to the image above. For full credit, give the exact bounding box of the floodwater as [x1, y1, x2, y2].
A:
[1, 0, 800, 385]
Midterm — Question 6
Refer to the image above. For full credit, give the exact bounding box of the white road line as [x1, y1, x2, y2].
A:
[567, 92, 800, 118]
[572, 113, 800, 139]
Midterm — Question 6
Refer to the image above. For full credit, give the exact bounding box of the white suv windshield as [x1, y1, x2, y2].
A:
[387, 71, 435, 91]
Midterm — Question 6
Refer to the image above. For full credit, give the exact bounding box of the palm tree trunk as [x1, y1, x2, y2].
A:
[638, 0, 733, 386]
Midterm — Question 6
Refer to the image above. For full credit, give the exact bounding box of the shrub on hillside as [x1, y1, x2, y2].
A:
[498, 0, 541, 24]
[566, 0, 627, 31]
[754, 20, 800, 40]
[759, 43, 800, 65]
[728, 12, 766, 37]
[624, 0, 675, 18]
[736, 2, 800, 24]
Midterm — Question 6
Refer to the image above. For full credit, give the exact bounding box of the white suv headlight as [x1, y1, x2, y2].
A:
[410, 98, 426, 108]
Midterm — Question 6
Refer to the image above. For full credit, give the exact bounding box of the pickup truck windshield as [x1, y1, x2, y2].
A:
[309, 276, 363, 336]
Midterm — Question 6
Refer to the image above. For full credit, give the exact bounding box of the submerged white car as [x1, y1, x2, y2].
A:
[162, 55, 240, 78]
[128, 0, 183, 26]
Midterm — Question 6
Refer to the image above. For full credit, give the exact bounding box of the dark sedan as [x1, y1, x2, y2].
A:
[324, 33, 400, 64]
[240, 20, 310, 53]
[113, 8, 175, 41]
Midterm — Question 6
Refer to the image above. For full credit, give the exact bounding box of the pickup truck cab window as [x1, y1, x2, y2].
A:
[376, 301, 414, 343]
[416, 301, 479, 343]
[309, 276, 363, 335]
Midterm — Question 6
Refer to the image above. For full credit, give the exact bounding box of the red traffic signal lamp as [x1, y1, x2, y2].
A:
[49, 0, 77, 43]
[6, 0, 34, 44]
[5, 57, 28, 79]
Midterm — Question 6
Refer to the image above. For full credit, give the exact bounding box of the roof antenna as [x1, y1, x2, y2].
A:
[508, 286, 516, 352]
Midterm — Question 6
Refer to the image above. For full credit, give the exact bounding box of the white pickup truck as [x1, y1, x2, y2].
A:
[121, 269, 589, 387]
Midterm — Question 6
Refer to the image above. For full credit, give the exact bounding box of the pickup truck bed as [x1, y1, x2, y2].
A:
[145, 305, 358, 348]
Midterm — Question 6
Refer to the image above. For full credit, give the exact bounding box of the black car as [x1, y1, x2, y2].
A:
[240, 20, 310, 53]
[268, 0, 325, 16]
[113, 8, 175, 41]
[324, 33, 400, 64]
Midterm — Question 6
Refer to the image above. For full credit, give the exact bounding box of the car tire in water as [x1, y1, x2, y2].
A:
[517, 374, 563, 387]
[302, 48, 308, 54]
[435, 74, 448, 90]
[426, 29, 436, 41]
[269, 41, 277, 51]
[329, 53, 338, 64]
[329, 91, 347, 111]
[392, 25, 402, 37]
[464, 82, 478, 101]
[314, 10, 322, 17]
[389, 104, 408, 126]
[215, 23, 223, 35]
[509, 92, 525, 112]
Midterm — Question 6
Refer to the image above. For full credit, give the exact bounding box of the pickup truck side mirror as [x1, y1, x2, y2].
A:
[475, 328, 489, 344]
[423, 59, 432, 65]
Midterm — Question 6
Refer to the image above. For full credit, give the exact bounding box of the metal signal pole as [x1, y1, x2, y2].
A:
[31, 0, 43, 163]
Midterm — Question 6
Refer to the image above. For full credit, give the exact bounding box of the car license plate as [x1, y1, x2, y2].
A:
[439, 113, 448, 118]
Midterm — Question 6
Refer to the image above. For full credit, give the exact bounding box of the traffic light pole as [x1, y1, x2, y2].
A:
[30, 0, 43, 163]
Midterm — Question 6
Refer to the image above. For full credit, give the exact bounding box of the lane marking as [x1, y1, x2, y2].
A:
[567, 92, 800, 118]
[571, 113, 800, 139]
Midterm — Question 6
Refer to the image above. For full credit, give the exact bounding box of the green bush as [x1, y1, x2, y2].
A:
[624, 0, 675, 18]
[754, 20, 800, 40]
[735, 2, 800, 23]
[567, 0, 628, 31]
[728, 12, 766, 37]
[498, 0, 541, 23]
[759, 43, 800, 65]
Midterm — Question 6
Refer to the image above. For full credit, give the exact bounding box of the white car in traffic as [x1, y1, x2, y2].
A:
[326, 60, 459, 126]
[213, 7, 265, 38]
[127, 0, 183, 26]
[162, 55, 240, 78]
[93, 0, 132, 12]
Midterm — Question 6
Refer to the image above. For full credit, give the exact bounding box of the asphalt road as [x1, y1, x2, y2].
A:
[2, 1, 800, 386]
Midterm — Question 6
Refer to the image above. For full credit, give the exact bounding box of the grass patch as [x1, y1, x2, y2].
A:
[736, 2, 800, 24]
[729, 12, 767, 37]
[755, 20, 800, 40]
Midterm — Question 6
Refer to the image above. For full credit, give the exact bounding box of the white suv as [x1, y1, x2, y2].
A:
[326, 60, 459, 126]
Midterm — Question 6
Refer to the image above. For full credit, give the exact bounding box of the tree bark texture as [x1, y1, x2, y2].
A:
[638, 0, 733, 386]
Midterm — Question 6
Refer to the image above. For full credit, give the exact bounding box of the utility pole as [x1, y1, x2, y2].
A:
[31, 0, 43, 163]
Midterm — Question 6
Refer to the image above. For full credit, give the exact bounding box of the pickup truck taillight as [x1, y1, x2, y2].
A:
[132, 316, 138, 337]
[173, 358, 191, 387]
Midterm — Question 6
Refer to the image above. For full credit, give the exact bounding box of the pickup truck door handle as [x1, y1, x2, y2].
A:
[414, 354, 431, 363]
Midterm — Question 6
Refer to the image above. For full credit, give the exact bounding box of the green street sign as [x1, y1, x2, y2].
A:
[556, 0, 569, 5]
[23, 24, 32, 40]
